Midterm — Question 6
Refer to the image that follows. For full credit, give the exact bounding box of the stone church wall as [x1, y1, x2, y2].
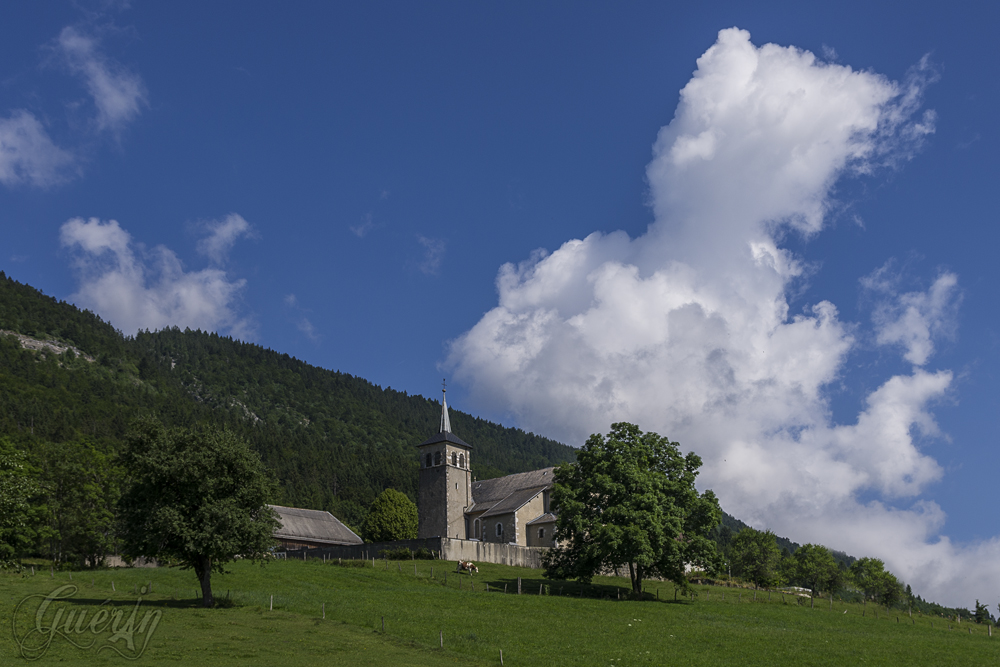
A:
[288, 537, 547, 569]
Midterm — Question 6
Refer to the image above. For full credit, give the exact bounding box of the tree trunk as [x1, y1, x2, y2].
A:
[196, 556, 214, 607]
[628, 562, 642, 594]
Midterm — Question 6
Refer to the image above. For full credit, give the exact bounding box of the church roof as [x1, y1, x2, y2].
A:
[269, 504, 363, 546]
[478, 486, 546, 518]
[526, 512, 557, 525]
[417, 431, 472, 448]
[471, 467, 555, 504]
[467, 466, 555, 517]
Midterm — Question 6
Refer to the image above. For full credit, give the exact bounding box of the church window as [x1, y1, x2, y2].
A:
[425, 453, 432, 468]
[459, 453, 465, 468]
[434, 451, 441, 466]
[496, 523, 503, 538]
[452, 452, 457, 466]
[538, 527, 545, 539]
[474, 519, 480, 539]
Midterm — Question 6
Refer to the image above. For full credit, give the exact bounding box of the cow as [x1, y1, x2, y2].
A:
[457, 560, 479, 574]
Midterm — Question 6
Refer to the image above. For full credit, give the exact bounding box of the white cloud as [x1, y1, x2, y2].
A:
[864, 264, 960, 366]
[56, 26, 147, 134]
[418, 235, 446, 275]
[297, 318, 320, 343]
[0, 110, 74, 187]
[447, 28, 981, 606]
[61, 217, 251, 337]
[196, 213, 254, 265]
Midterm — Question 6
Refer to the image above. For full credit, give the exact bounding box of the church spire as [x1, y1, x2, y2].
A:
[440, 378, 452, 433]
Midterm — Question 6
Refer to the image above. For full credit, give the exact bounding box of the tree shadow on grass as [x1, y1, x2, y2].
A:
[479, 576, 679, 603]
[57, 596, 234, 609]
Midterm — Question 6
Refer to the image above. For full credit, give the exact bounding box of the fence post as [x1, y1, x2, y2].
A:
[439, 630, 443, 648]
[269, 595, 273, 611]
[322, 602, 325, 619]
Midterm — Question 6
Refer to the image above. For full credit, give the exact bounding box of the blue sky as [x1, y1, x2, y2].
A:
[2, 1, 999, 606]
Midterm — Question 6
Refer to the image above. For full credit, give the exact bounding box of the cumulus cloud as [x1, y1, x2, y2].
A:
[0, 111, 74, 187]
[447, 28, 978, 605]
[56, 26, 147, 134]
[61, 217, 252, 337]
[196, 213, 254, 265]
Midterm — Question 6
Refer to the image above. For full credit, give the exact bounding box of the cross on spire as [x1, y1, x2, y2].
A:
[440, 378, 452, 433]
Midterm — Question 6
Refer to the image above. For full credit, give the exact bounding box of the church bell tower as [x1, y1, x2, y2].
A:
[416, 381, 472, 539]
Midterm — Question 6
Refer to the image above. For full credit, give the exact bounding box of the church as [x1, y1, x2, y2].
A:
[416, 387, 557, 548]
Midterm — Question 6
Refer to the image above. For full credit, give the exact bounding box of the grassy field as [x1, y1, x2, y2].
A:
[2, 558, 997, 666]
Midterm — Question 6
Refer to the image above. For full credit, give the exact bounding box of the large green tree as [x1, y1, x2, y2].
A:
[793, 543, 842, 598]
[35, 439, 120, 568]
[543, 422, 721, 594]
[849, 556, 904, 608]
[361, 488, 417, 542]
[730, 528, 782, 589]
[0, 439, 43, 567]
[117, 418, 279, 607]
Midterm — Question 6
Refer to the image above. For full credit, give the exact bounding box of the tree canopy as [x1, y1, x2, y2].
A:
[361, 488, 418, 542]
[543, 422, 721, 594]
[117, 418, 279, 607]
[792, 543, 842, 597]
[849, 557, 903, 607]
[0, 440, 43, 567]
[730, 527, 782, 589]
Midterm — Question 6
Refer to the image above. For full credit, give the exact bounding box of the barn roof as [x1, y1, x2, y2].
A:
[269, 504, 363, 546]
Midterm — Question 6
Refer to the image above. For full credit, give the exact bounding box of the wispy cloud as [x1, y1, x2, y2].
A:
[1, 24, 147, 190]
[296, 318, 320, 343]
[447, 28, 981, 606]
[350, 213, 377, 238]
[61, 217, 252, 337]
[864, 263, 960, 366]
[282, 293, 320, 342]
[417, 235, 445, 275]
[196, 213, 255, 265]
[0, 111, 75, 187]
[56, 26, 147, 135]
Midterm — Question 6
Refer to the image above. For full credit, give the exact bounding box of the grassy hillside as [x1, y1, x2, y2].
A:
[0, 271, 576, 526]
[3, 559, 996, 666]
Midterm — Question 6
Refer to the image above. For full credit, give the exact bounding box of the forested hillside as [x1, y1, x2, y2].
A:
[0, 271, 575, 527]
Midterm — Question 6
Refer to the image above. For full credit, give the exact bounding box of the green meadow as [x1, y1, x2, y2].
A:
[2, 558, 996, 666]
